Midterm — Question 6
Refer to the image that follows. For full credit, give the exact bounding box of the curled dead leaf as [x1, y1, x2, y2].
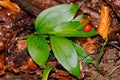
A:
[0, 0, 21, 14]
[97, 6, 111, 41]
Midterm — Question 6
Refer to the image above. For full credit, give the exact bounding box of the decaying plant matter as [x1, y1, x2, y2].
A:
[0, 0, 21, 14]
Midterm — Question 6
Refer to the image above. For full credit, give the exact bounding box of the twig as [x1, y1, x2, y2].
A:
[11, 0, 43, 16]
[109, 42, 120, 50]
[109, 65, 120, 75]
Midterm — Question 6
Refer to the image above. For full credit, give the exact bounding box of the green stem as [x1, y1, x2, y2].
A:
[96, 40, 107, 70]
[17, 35, 28, 40]
[118, 36, 120, 42]
[18, 32, 49, 40]
[41, 66, 54, 80]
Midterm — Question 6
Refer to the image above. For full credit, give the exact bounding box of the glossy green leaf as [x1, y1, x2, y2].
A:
[50, 36, 80, 78]
[72, 42, 93, 63]
[52, 19, 88, 32]
[27, 34, 49, 68]
[42, 66, 54, 80]
[35, 4, 79, 34]
[51, 28, 98, 37]
[53, 21, 80, 31]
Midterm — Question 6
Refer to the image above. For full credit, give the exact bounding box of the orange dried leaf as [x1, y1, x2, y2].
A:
[0, 52, 6, 75]
[27, 57, 37, 71]
[118, 51, 120, 57]
[0, 0, 21, 14]
[97, 6, 111, 41]
[79, 18, 86, 23]
[0, 52, 6, 68]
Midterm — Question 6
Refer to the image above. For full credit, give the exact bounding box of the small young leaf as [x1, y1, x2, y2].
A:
[78, 28, 98, 37]
[51, 28, 98, 37]
[53, 21, 80, 31]
[73, 13, 84, 21]
[50, 19, 89, 35]
[27, 34, 49, 68]
[50, 36, 80, 78]
[35, 4, 79, 34]
[72, 42, 93, 63]
[76, 19, 89, 30]
[42, 66, 53, 80]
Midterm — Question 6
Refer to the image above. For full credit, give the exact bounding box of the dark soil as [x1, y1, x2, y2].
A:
[0, 0, 120, 80]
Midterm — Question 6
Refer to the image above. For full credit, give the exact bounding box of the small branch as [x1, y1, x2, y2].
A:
[109, 42, 120, 50]
[11, 0, 43, 16]
[109, 65, 120, 75]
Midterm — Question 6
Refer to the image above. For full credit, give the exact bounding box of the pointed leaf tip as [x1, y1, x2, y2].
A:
[50, 36, 80, 78]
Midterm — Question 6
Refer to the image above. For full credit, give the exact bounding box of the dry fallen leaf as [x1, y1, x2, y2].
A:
[0, 52, 6, 75]
[0, 0, 21, 14]
[97, 6, 111, 41]
[118, 51, 120, 57]
[82, 38, 96, 54]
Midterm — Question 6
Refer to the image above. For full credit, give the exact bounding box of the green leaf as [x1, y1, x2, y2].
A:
[51, 28, 98, 37]
[53, 21, 80, 31]
[73, 13, 84, 21]
[76, 18, 89, 30]
[72, 42, 93, 63]
[50, 36, 80, 78]
[42, 66, 54, 80]
[35, 4, 79, 34]
[27, 34, 49, 68]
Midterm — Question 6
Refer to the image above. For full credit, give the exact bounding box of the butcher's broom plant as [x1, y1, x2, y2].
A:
[27, 4, 98, 79]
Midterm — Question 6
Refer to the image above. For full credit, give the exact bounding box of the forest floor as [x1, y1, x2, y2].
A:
[0, 0, 120, 80]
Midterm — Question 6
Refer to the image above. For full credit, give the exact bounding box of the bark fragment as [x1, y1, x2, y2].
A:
[11, 0, 43, 16]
